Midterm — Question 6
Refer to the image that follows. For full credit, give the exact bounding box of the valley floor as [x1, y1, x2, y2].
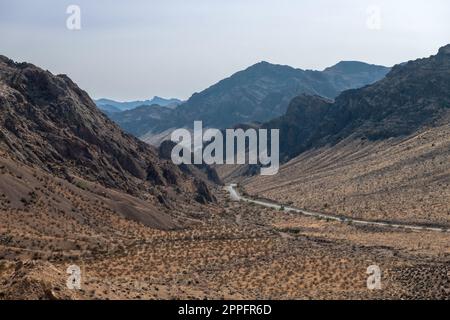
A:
[1, 187, 449, 300]
[244, 124, 450, 229]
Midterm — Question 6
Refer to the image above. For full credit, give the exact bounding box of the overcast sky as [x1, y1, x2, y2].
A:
[0, 0, 449, 101]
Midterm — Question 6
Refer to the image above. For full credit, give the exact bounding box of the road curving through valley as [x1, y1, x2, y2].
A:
[226, 184, 450, 233]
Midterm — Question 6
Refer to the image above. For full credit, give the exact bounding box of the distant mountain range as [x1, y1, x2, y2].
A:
[106, 61, 390, 142]
[95, 96, 182, 113]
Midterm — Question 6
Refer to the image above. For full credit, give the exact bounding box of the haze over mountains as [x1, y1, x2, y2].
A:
[106, 60, 390, 142]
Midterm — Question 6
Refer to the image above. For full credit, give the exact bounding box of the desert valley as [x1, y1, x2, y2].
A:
[0, 42, 449, 300]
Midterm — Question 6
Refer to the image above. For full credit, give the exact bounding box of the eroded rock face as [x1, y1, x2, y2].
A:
[264, 94, 333, 162]
[0, 55, 216, 204]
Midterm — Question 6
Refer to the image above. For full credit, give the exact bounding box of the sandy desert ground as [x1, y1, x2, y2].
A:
[1, 184, 448, 300]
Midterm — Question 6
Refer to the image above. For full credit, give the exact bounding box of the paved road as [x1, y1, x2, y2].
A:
[226, 184, 450, 233]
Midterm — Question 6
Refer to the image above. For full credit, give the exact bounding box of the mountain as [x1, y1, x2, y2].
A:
[115, 61, 389, 142]
[322, 61, 392, 92]
[108, 104, 175, 137]
[97, 103, 122, 114]
[95, 96, 182, 112]
[264, 45, 450, 162]
[243, 44, 450, 228]
[175, 61, 390, 129]
[149, 96, 183, 109]
[0, 55, 216, 230]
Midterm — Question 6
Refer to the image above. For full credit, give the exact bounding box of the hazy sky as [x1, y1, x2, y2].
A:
[0, 0, 449, 101]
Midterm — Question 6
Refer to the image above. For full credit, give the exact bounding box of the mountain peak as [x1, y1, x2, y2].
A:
[248, 61, 275, 70]
[331, 60, 368, 67]
[0, 55, 21, 69]
[0, 55, 11, 64]
[324, 61, 389, 74]
[244, 61, 298, 75]
[438, 44, 450, 55]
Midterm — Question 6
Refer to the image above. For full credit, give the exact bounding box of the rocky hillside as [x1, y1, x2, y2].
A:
[264, 45, 450, 162]
[110, 61, 389, 141]
[0, 55, 216, 228]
